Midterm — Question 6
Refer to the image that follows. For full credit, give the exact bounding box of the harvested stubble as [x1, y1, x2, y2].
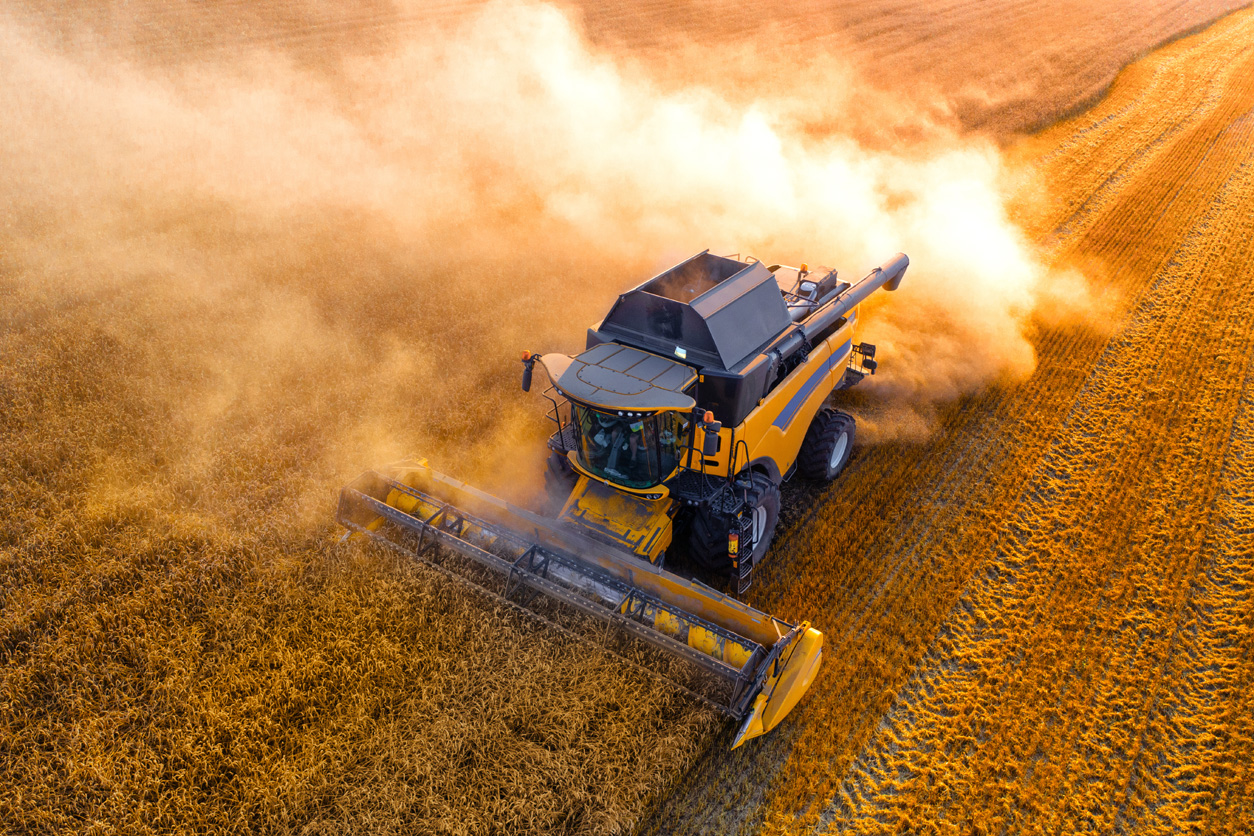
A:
[565, 0, 1253, 136]
[647, 8, 1254, 835]
[16, 0, 1249, 137]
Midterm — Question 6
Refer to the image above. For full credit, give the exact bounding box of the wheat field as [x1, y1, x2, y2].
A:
[3, 1, 1254, 834]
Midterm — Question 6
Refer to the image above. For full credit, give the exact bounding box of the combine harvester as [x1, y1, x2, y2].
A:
[338, 251, 908, 747]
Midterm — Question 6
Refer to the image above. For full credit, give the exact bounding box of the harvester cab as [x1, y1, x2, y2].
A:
[337, 249, 907, 749]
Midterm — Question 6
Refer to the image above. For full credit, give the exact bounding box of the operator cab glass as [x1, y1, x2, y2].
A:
[571, 404, 687, 489]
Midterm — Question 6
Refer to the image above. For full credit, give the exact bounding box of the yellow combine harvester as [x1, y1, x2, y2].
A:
[338, 251, 908, 748]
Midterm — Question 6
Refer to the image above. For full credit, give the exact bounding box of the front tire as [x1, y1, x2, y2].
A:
[797, 408, 856, 481]
[688, 472, 781, 573]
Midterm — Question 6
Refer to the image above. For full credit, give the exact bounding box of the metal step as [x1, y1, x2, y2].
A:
[735, 512, 755, 596]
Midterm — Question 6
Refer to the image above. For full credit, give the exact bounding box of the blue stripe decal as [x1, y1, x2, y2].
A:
[772, 340, 852, 431]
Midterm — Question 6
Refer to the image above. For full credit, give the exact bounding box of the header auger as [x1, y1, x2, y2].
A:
[338, 250, 908, 748]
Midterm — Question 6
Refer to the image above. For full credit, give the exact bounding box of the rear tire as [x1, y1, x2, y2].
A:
[543, 451, 577, 514]
[688, 472, 781, 573]
[797, 408, 855, 481]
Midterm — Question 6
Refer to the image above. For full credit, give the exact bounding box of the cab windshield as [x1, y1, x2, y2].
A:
[571, 405, 687, 489]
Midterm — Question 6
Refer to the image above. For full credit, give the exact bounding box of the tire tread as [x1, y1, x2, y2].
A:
[797, 407, 856, 480]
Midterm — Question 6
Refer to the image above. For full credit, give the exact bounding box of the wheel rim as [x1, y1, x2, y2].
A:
[751, 505, 767, 549]
[829, 431, 849, 469]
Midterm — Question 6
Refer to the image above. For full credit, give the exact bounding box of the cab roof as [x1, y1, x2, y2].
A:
[542, 343, 697, 411]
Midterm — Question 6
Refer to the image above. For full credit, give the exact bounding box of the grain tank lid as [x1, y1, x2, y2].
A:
[553, 343, 697, 411]
[689, 260, 792, 368]
[597, 253, 793, 370]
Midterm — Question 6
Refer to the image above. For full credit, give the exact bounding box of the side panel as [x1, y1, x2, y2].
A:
[682, 314, 857, 478]
[742, 316, 857, 477]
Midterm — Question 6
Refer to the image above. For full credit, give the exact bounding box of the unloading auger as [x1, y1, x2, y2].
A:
[338, 251, 908, 747]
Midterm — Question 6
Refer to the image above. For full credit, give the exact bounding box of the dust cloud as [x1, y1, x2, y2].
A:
[1, 0, 1082, 496]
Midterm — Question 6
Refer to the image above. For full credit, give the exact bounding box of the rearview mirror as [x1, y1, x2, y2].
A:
[521, 351, 536, 392]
